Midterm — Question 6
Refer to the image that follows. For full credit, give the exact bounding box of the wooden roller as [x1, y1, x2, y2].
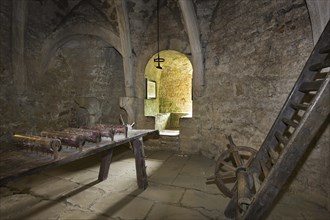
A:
[12, 134, 61, 159]
[94, 124, 128, 138]
[63, 128, 102, 144]
[236, 167, 252, 212]
[90, 124, 128, 141]
[40, 131, 85, 150]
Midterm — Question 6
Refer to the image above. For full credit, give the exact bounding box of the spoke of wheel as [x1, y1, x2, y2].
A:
[219, 160, 237, 171]
[245, 153, 255, 167]
[230, 180, 238, 194]
[220, 171, 236, 179]
[232, 150, 243, 167]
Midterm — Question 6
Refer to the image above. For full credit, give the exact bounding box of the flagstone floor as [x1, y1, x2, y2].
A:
[0, 147, 328, 219]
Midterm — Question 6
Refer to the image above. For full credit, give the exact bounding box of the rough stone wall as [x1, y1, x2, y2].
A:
[0, 0, 328, 209]
[181, 0, 329, 202]
[192, 0, 313, 155]
[35, 37, 125, 130]
[159, 68, 191, 113]
[0, 0, 125, 136]
[0, 0, 14, 137]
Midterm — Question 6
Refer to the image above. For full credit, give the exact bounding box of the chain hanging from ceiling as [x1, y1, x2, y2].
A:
[154, 0, 165, 69]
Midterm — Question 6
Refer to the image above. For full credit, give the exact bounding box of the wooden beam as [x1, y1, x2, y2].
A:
[133, 137, 148, 189]
[98, 149, 113, 181]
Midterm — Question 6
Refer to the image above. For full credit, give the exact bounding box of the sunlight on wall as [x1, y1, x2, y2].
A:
[144, 50, 193, 131]
[144, 50, 193, 116]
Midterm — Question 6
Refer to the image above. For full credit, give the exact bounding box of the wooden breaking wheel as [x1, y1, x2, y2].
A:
[213, 135, 257, 197]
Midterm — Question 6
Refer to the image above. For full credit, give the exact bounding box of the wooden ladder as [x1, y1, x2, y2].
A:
[224, 20, 330, 220]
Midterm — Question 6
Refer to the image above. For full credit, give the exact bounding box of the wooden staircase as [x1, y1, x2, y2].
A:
[224, 20, 330, 220]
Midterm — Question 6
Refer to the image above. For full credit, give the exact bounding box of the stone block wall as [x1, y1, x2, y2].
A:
[0, 0, 329, 209]
[0, 0, 125, 135]
[179, 0, 329, 202]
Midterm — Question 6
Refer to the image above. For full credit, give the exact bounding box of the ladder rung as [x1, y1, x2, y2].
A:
[290, 102, 309, 111]
[252, 172, 261, 192]
[309, 60, 330, 71]
[282, 118, 298, 128]
[268, 148, 279, 164]
[299, 80, 324, 92]
[275, 131, 288, 145]
[319, 45, 330, 54]
[260, 160, 270, 177]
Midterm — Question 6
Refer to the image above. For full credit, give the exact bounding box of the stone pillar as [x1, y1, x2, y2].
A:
[11, 0, 28, 94]
[178, 0, 204, 97]
[306, 0, 330, 45]
[120, 97, 138, 124]
[74, 97, 101, 126]
[114, 0, 135, 97]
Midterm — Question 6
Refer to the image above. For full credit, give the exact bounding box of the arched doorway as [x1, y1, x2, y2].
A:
[144, 50, 193, 135]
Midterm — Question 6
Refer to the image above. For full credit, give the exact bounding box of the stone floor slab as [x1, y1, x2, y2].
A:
[267, 194, 330, 220]
[30, 178, 80, 200]
[8, 173, 55, 191]
[181, 189, 229, 211]
[1, 149, 328, 220]
[9, 200, 69, 220]
[69, 169, 99, 184]
[59, 208, 111, 220]
[138, 183, 185, 204]
[0, 194, 42, 219]
[94, 175, 137, 193]
[66, 186, 105, 209]
[91, 192, 154, 219]
[146, 150, 175, 161]
[149, 165, 182, 185]
[172, 174, 221, 194]
[146, 203, 208, 220]
[180, 155, 215, 177]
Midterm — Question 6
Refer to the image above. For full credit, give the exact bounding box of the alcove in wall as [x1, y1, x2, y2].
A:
[144, 50, 192, 135]
[39, 35, 126, 130]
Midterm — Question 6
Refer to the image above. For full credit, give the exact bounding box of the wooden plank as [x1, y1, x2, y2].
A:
[282, 118, 298, 128]
[319, 45, 330, 54]
[133, 137, 148, 189]
[275, 131, 288, 145]
[98, 149, 113, 181]
[299, 80, 324, 92]
[290, 102, 309, 111]
[268, 148, 279, 164]
[260, 160, 270, 177]
[252, 172, 261, 192]
[309, 59, 330, 71]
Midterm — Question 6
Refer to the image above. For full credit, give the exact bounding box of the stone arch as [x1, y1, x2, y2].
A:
[144, 50, 193, 132]
[40, 23, 121, 75]
[134, 38, 191, 128]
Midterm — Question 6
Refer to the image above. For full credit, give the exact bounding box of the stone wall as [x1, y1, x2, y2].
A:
[0, 0, 14, 138]
[0, 0, 125, 135]
[0, 0, 328, 209]
[179, 0, 329, 203]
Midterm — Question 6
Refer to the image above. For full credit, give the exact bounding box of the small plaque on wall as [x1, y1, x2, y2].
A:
[146, 80, 156, 99]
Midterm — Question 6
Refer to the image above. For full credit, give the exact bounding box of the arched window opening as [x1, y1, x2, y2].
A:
[144, 50, 193, 135]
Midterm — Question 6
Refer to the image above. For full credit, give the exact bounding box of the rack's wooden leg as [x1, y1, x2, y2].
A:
[98, 149, 113, 181]
[133, 137, 148, 189]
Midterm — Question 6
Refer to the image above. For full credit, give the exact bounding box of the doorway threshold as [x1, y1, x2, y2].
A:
[159, 130, 180, 136]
